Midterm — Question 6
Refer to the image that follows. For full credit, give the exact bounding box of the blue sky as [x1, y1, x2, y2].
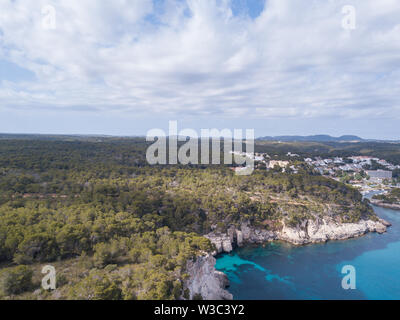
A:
[0, 0, 399, 139]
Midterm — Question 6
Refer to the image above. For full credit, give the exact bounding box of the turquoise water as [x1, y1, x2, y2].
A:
[215, 203, 400, 300]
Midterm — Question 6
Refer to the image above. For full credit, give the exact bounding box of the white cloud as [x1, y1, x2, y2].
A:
[0, 0, 399, 121]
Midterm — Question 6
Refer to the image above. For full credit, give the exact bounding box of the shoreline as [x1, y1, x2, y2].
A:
[193, 216, 391, 300]
[205, 217, 390, 254]
[370, 199, 400, 210]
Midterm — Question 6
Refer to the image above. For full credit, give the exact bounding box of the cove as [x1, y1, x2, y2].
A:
[215, 202, 400, 300]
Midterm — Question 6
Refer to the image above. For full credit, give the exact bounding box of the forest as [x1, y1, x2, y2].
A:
[373, 188, 400, 205]
[0, 137, 381, 299]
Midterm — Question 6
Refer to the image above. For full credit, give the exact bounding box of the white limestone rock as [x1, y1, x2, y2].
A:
[204, 233, 233, 253]
[185, 254, 233, 300]
[205, 217, 389, 251]
[236, 230, 243, 247]
[240, 222, 252, 241]
[278, 218, 388, 244]
[222, 238, 233, 252]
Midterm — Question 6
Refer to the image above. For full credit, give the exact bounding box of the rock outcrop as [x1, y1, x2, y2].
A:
[184, 254, 233, 300]
[195, 215, 390, 300]
[278, 217, 389, 245]
[205, 217, 390, 253]
[370, 199, 400, 210]
[204, 233, 233, 254]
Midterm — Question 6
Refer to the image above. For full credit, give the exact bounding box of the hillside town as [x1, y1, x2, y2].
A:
[231, 151, 400, 195]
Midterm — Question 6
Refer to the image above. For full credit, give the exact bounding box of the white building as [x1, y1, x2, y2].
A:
[268, 160, 289, 169]
[366, 170, 392, 181]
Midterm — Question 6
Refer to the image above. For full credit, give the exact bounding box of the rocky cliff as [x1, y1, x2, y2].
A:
[370, 199, 400, 210]
[205, 217, 391, 253]
[184, 253, 233, 300]
[191, 215, 390, 300]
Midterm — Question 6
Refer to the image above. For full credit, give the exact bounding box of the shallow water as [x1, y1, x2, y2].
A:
[215, 204, 400, 300]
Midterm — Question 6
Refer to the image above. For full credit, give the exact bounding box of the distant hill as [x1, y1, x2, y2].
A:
[0, 133, 116, 142]
[257, 135, 365, 142]
[0, 133, 397, 143]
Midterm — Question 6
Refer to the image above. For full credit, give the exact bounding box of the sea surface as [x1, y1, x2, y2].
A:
[215, 194, 400, 300]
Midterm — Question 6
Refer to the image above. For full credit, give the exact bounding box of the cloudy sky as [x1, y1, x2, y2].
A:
[0, 0, 399, 138]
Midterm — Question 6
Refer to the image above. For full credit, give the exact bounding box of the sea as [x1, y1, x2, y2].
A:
[215, 193, 400, 300]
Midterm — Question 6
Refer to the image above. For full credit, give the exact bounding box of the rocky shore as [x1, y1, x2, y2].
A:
[184, 253, 233, 300]
[370, 199, 400, 210]
[205, 217, 391, 253]
[185, 216, 390, 300]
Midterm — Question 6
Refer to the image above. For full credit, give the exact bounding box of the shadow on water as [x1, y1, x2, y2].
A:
[215, 203, 400, 300]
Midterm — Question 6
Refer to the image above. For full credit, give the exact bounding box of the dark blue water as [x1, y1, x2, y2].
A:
[215, 202, 400, 300]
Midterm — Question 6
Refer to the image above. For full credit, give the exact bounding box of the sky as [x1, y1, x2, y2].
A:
[0, 0, 399, 139]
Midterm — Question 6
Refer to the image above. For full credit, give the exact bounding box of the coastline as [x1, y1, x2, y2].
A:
[369, 199, 400, 210]
[184, 253, 233, 300]
[191, 216, 391, 300]
[205, 217, 390, 253]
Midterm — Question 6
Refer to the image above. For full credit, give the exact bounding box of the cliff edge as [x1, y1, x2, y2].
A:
[184, 254, 233, 300]
[205, 217, 391, 253]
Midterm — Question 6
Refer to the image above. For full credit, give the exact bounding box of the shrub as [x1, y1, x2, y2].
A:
[68, 271, 122, 300]
[0, 265, 33, 296]
[193, 293, 203, 300]
[93, 243, 119, 268]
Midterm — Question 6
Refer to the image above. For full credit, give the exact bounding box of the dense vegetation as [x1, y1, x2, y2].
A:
[373, 188, 400, 205]
[0, 137, 378, 299]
